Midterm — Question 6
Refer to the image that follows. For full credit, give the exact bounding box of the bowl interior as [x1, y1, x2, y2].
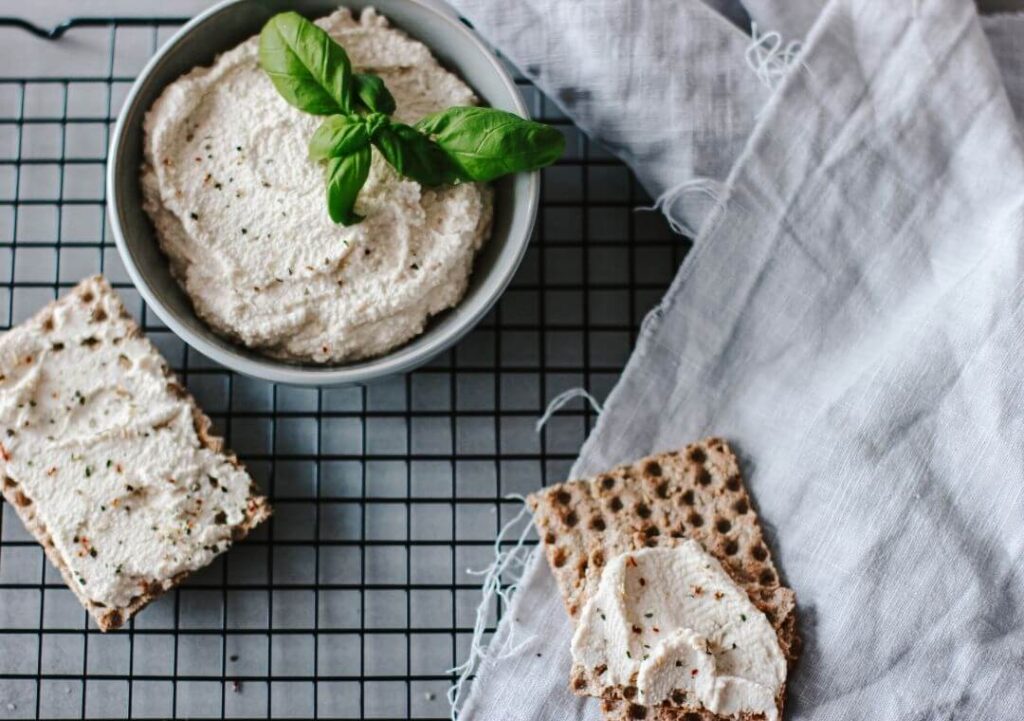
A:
[110, 0, 536, 385]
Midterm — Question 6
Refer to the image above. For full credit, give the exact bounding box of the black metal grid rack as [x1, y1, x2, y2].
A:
[0, 11, 683, 719]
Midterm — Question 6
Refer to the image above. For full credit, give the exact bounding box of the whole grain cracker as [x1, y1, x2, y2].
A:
[0, 276, 271, 631]
[528, 438, 798, 721]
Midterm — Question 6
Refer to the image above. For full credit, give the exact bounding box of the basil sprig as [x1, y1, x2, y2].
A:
[258, 12, 565, 226]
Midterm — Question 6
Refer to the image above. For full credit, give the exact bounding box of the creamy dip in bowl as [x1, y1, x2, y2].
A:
[109, 0, 538, 385]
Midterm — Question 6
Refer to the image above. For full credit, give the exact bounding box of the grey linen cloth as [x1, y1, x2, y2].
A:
[445, 0, 1024, 718]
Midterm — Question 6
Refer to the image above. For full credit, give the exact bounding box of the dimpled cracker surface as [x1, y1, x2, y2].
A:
[527, 438, 799, 721]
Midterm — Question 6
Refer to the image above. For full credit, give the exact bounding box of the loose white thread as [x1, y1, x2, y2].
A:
[635, 177, 724, 237]
[535, 388, 604, 433]
[745, 22, 802, 89]
[447, 495, 536, 719]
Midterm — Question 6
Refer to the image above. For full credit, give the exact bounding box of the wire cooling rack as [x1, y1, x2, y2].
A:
[0, 10, 684, 720]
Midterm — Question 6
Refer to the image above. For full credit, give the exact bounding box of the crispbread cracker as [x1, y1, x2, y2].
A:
[0, 276, 270, 631]
[528, 438, 798, 721]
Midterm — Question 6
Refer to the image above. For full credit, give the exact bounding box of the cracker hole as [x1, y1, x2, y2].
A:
[573, 676, 586, 690]
[680, 489, 694, 506]
[552, 548, 567, 567]
[687, 512, 703, 527]
[644, 461, 662, 477]
[544, 531, 556, 545]
[591, 550, 605, 567]
[726, 475, 741, 492]
[715, 518, 732, 533]
[554, 489, 572, 505]
[635, 503, 651, 519]
[623, 686, 638, 700]
[670, 689, 687, 705]
[655, 481, 669, 498]
[759, 568, 775, 585]
[590, 516, 606, 531]
[563, 510, 579, 528]
[601, 475, 615, 490]
[688, 447, 706, 464]
[576, 558, 588, 579]
[696, 468, 712, 486]
[609, 497, 623, 512]
[627, 703, 647, 719]
[734, 499, 749, 514]
[644, 525, 659, 537]
[682, 713, 702, 721]
[752, 544, 768, 561]
[724, 539, 739, 556]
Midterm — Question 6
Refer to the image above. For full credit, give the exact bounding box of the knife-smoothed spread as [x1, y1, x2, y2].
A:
[0, 279, 262, 611]
[572, 543, 786, 719]
[141, 8, 492, 363]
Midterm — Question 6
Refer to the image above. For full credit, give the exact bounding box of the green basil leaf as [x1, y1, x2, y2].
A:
[259, 11, 353, 115]
[325, 146, 371, 225]
[416, 107, 565, 182]
[372, 122, 464, 187]
[308, 116, 370, 161]
[353, 73, 397, 115]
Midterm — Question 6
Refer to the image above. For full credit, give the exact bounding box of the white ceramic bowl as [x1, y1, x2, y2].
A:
[108, 0, 538, 386]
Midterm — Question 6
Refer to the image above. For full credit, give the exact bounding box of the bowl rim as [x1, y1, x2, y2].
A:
[107, 0, 538, 387]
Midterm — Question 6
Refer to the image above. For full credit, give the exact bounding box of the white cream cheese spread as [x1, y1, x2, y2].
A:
[0, 278, 263, 611]
[572, 543, 786, 719]
[141, 7, 493, 363]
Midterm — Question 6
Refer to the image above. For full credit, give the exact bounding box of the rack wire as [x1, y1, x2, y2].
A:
[0, 12, 684, 720]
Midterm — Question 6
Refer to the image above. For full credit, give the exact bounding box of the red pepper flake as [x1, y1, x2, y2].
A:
[691, 669, 699, 677]
[639, 577, 646, 587]
[714, 591, 724, 600]
[0, 443, 10, 461]
[631, 624, 642, 634]
[626, 556, 638, 568]
[652, 626, 660, 633]
[46, 467, 56, 476]
[692, 585, 704, 596]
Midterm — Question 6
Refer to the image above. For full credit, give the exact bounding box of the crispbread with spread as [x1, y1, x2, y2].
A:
[0, 276, 270, 631]
[528, 438, 798, 720]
